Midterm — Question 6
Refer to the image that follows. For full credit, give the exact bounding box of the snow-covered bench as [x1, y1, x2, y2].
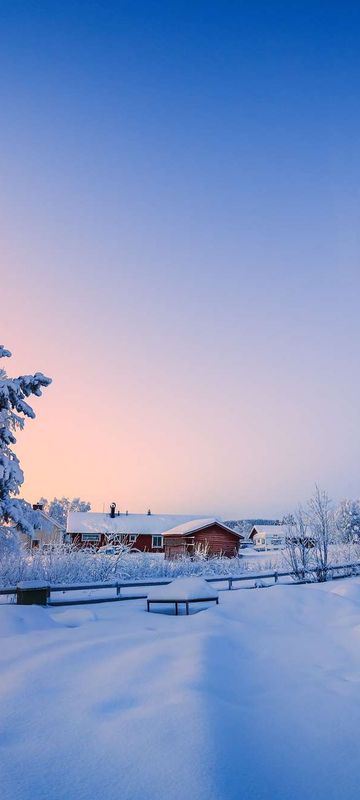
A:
[146, 577, 219, 615]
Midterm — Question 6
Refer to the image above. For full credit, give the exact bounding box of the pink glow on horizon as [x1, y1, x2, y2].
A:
[2, 1, 360, 517]
[4, 308, 359, 519]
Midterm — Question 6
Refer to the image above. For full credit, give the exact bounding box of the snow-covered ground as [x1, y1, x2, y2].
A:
[2, 578, 360, 799]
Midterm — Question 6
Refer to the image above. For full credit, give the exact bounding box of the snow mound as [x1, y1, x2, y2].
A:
[0, 605, 57, 637]
[147, 577, 219, 601]
[50, 608, 98, 628]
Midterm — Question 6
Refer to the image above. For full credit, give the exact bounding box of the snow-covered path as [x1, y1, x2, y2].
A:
[2, 580, 360, 799]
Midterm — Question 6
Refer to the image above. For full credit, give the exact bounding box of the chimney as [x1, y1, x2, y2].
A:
[33, 503, 44, 512]
[110, 502, 116, 518]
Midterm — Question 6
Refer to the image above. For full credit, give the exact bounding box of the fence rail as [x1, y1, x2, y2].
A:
[1, 559, 360, 606]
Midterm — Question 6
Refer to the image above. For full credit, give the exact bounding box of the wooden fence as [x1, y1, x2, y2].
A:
[1, 559, 360, 606]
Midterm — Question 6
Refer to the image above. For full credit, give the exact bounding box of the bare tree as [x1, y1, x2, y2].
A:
[307, 485, 334, 581]
[283, 507, 312, 580]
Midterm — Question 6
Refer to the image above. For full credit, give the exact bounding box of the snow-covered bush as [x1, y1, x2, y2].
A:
[335, 499, 360, 543]
[0, 544, 281, 588]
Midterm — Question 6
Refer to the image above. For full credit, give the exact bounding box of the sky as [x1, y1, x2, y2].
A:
[1, 1, 360, 518]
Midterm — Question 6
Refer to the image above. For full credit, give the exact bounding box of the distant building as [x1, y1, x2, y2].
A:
[163, 518, 244, 559]
[21, 504, 65, 549]
[67, 505, 209, 553]
[249, 524, 287, 551]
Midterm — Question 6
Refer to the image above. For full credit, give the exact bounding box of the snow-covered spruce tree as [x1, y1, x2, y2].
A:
[0, 345, 51, 553]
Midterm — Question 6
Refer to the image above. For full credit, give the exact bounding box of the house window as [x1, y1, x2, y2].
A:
[82, 534, 100, 542]
[129, 534, 137, 542]
[152, 535, 163, 549]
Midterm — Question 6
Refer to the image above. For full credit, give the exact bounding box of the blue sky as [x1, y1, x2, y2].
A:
[1, 1, 360, 516]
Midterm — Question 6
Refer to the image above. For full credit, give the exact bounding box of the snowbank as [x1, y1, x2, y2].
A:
[0, 604, 57, 637]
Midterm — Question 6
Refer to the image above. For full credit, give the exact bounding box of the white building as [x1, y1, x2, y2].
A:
[21, 505, 65, 549]
[249, 524, 287, 551]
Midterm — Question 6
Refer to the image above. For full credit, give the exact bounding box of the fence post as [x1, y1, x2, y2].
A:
[16, 582, 49, 606]
[116, 584, 121, 597]
[274, 571, 278, 584]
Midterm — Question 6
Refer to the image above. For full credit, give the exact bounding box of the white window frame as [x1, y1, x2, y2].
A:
[152, 535, 163, 549]
[82, 534, 101, 543]
[129, 534, 137, 543]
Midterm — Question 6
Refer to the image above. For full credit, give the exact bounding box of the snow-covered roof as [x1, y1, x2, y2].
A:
[249, 524, 288, 540]
[36, 510, 65, 532]
[20, 510, 65, 540]
[162, 518, 244, 539]
[67, 512, 208, 536]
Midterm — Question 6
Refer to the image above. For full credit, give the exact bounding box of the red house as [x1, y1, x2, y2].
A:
[66, 506, 210, 553]
[163, 518, 244, 559]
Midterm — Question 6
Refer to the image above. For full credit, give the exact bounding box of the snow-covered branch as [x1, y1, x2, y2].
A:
[0, 345, 52, 553]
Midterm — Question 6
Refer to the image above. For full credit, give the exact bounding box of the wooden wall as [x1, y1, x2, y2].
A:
[164, 524, 240, 559]
[194, 524, 240, 557]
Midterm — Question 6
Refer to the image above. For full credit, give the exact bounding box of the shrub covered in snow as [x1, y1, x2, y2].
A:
[2, 536, 360, 590]
[0, 543, 281, 588]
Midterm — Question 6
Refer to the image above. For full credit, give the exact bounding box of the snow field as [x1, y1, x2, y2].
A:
[2, 580, 360, 799]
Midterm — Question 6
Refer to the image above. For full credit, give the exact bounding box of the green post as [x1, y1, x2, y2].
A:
[16, 582, 49, 606]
